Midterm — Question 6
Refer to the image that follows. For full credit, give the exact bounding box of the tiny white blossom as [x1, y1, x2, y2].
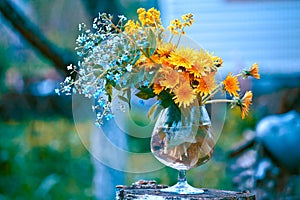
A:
[67, 64, 73, 70]
[55, 89, 60, 95]
[125, 64, 132, 72]
[118, 15, 127, 21]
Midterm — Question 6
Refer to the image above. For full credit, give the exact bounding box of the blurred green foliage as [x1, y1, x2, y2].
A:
[0, 118, 93, 199]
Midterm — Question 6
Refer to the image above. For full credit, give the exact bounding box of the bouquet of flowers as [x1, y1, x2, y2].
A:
[56, 7, 260, 127]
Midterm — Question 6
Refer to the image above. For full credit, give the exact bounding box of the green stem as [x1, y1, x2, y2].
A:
[202, 72, 243, 104]
[175, 34, 182, 48]
[204, 99, 234, 104]
[235, 73, 243, 78]
[202, 84, 222, 104]
[168, 34, 174, 43]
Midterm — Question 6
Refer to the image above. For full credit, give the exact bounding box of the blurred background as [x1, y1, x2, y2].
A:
[0, 0, 300, 199]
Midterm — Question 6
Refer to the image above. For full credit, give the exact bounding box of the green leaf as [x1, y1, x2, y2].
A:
[125, 88, 132, 109]
[137, 66, 145, 81]
[114, 84, 122, 91]
[105, 83, 112, 102]
[135, 87, 155, 100]
[147, 102, 163, 121]
[118, 95, 129, 104]
[144, 28, 156, 58]
[157, 90, 174, 108]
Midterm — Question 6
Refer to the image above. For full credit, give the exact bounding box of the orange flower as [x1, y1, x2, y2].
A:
[173, 82, 196, 108]
[223, 73, 240, 97]
[242, 63, 260, 79]
[194, 73, 216, 97]
[152, 83, 164, 95]
[240, 91, 252, 119]
[249, 63, 260, 79]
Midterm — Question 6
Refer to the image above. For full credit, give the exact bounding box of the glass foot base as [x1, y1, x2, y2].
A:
[160, 181, 204, 194]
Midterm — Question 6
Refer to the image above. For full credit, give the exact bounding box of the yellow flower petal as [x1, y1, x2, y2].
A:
[194, 73, 216, 97]
[173, 82, 196, 108]
[249, 63, 260, 79]
[240, 91, 252, 119]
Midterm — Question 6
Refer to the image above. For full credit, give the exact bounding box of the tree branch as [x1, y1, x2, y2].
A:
[0, 0, 76, 72]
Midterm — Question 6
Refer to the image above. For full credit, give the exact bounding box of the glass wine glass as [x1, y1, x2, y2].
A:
[150, 105, 215, 194]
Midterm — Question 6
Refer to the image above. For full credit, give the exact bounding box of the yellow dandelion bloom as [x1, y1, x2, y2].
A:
[212, 56, 223, 67]
[159, 69, 180, 89]
[240, 91, 252, 119]
[179, 72, 191, 84]
[169, 47, 195, 70]
[242, 63, 260, 79]
[249, 63, 260, 79]
[173, 82, 196, 108]
[152, 83, 164, 95]
[194, 73, 216, 97]
[156, 43, 176, 58]
[223, 73, 240, 97]
[188, 49, 213, 77]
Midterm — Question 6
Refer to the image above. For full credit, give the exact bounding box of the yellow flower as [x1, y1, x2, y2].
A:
[169, 47, 195, 70]
[212, 56, 223, 68]
[223, 73, 240, 97]
[188, 49, 213, 77]
[249, 63, 260, 79]
[152, 83, 164, 95]
[159, 69, 180, 89]
[168, 13, 194, 35]
[137, 8, 146, 15]
[242, 63, 260, 79]
[194, 73, 216, 97]
[173, 82, 196, 108]
[240, 91, 252, 119]
[156, 43, 176, 58]
[137, 7, 162, 28]
[181, 13, 194, 27]
[124, 20, 141, 34]
[181, 13, 193, 21]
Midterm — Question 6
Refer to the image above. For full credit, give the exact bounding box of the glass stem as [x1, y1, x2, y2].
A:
[178, 170, 187, 183]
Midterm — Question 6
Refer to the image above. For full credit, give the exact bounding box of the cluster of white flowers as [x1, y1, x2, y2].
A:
[56, 13, 148, 126]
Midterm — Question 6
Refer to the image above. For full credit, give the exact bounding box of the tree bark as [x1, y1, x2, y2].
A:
[0, 0, 76, 72]
[116, 180, 255, 200]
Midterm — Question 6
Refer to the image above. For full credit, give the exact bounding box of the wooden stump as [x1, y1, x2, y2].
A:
[116, 180, 255, 200]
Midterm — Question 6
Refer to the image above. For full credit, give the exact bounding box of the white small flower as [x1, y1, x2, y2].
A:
[118, 15, 127, 21]
[65, 76, 71, 82]
[67, 64, 73, 70]
[55, 89, 60, 95]
[126, 64, 132, 72]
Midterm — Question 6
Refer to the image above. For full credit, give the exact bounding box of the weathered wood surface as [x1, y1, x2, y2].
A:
[116, 180, 255, 200]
